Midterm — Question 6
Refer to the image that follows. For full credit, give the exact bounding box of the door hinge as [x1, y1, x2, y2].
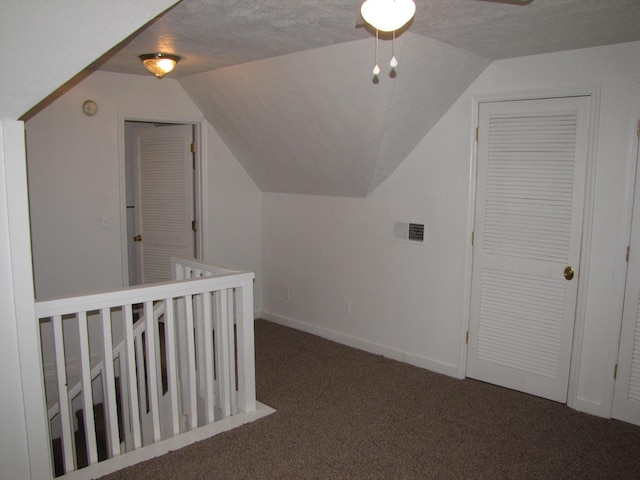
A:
[466, 330, 469, 344]
[190, 142, 196, 154]
[614, 363, 618, 379]
[626, 245, 631, 262]
[475, 127, 479, 142]
[192, 220, 197, 232]
[471, 231, 475, 246]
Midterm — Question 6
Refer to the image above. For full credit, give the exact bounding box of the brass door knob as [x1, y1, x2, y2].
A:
[564, 266, 574, 280]
[133, 235, 142, 242]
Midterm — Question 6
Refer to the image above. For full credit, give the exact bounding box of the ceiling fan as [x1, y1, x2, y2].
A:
[357, 0, 534, 30]
[357, 0, 535, 76]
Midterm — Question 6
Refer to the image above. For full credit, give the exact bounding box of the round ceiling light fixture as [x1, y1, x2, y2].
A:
[360, 0, 416, 32]
[139, 53, 181, 79]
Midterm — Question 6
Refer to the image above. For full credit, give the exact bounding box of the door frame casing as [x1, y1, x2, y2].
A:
[117, 110, 208, 286]
[612, 80, 640, 422]
[460, 85, 601, 413]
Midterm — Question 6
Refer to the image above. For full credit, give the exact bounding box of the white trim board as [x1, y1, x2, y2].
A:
[261, 312, 460, 378]
[57, 402, 275, 480]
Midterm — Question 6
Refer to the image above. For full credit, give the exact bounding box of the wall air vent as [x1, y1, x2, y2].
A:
[393, 221, 426, 244]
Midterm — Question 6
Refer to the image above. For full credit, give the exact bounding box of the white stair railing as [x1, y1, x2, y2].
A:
[37, 258, 255, 477]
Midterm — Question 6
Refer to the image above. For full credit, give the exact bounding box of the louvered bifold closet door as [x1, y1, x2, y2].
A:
[467, 96, 590, 403]
[134, 125, 194, 284]
[613, 141, 640, 426]
[613, 290, 640, 426]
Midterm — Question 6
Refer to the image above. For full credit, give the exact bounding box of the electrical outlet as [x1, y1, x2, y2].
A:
[343, 299, 351, 315]
[284, 287, 290, 300]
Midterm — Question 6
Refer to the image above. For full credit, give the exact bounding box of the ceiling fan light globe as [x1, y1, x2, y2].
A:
[360, 0, 416, 32]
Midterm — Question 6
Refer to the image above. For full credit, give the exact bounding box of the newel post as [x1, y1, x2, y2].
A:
[235, 275, 256, 413]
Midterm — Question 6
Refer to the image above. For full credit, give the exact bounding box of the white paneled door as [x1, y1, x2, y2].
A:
[613, 136, 640, 426]
[133, 125, 194, 284]
[467, 96, 591, 403]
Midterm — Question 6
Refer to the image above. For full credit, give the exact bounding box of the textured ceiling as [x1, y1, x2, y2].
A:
[95, 0, 640, 77]
[180, 34, 490, 196]
[92, 0, 640, 197]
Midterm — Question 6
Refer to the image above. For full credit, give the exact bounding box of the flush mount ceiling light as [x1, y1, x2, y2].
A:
[139, 53, 181, 79]
[360, 0, 416, 78]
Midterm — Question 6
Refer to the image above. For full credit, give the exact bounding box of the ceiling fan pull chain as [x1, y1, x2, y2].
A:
[373, 29, 381, 76]
[390, 30, 398, 69]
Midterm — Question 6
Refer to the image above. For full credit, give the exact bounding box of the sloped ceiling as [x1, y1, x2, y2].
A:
[94, 0, 640, 198]
[97, 1, 640, 77]
[0, 0, 179, 120]
[180, 34, 490, 196]
[19, 0, 640, 197]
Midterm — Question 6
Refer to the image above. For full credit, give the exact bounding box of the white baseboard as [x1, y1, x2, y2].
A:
[569, 396, 608, 418]
[261, 312, 460, 378]
[58, 402, 275, 480]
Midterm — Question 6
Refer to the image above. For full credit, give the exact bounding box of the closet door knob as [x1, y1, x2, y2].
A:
[563, 266, 574, 281]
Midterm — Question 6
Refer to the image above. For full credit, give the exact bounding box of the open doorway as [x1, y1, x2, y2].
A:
[124, 121, 200, 285]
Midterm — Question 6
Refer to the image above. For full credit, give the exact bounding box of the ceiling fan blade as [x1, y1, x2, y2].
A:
[355, 0, 534, 28]
[475, 0, 535, 4]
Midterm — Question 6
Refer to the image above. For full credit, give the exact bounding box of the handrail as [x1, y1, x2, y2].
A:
[35, 272, 253, 318]
[171, 255, 242, 277]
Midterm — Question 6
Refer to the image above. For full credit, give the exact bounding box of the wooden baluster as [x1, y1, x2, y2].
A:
[184, 294, 198, 430]
[77, 311, 98, 465]
[174, 294, 190, 432]
[215, 289, 232, 417]
[164, 298, 181, 436]
[201, 291, 215, 423]
[134, 327, 147, 444]
[100, 308, 121, 458]
[144, 301, 161, 442]
[153, 304, 163, 409]
[171, 257, 184, 281]
[195, 292, 206, 411]
[53, 315, 75, 473]
[227, 288, 238, 416]
[124, 304, 141, 450]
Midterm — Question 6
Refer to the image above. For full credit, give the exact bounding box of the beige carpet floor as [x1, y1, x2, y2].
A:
[100, 319, 640, 479]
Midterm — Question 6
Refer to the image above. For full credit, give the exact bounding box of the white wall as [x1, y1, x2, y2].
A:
[25, 71, 263, 309]
[262, 40, 640, 418]
[206, 124, 263, 310]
